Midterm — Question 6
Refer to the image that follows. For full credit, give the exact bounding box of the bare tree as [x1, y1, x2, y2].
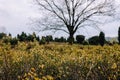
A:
[34, 0, 115, 44]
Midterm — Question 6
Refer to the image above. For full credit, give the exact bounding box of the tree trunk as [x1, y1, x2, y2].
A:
[68, 33, 74, 45]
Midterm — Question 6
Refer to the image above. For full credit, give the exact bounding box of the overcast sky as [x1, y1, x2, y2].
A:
[0, 0, 120, 38]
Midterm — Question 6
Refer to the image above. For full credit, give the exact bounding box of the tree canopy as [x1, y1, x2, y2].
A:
[34, 0, 115, 44]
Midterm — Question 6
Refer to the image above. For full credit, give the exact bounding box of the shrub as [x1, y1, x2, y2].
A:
[9, 38, 18, 45]
[106, 41, 113, 46]
[36, 36, 40, 42]
[39, 36, 46, 44]
[99, 32, 105, 46]
[67, 37, 74, 44]
[17, 32, 27, 42]
[0, 43, 119, 80]
[83, 41, 89, 45]
[3, 37, 10, 44]
[46, 36, 50, 43]
[88, 36, 99, 45]
[47, 35, 53, 41]
[59, 37, 66, 42]
[67, 37, 75, 43]
[54, 38, 60, 42]
[26, 34, 34, 42]
[54, 37, 66, 42]
[76, 35, 85, 44]
[0, 33, 6, 39]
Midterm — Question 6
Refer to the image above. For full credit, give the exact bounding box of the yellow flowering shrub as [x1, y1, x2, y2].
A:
[0, 41, 119, 80]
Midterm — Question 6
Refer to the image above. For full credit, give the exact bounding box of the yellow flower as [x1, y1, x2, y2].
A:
[46, 75, 54, 80]
[31, 68, 36, 72]
[98, 66, 100, 69]
[18, 76, 21, 79]
[34, 77, 40, 80]
[24, 73, 27, 77]
[25, 78, 29, 80]
[27, 72, 31, 77]
[111, 63, 117, 69]
[39, 64, 44, 69]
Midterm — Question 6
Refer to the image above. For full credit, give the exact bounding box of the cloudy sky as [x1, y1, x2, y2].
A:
[0, 0, 120, 38]
[0, 0, 39, 36]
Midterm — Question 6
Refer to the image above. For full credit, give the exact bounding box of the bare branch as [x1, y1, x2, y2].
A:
[74, 11, 98, 33]
[33, 0, 115, 43]
[51, 0, 68, 23]
[64, 0, 71, 25]
[74, 0, 96, 26]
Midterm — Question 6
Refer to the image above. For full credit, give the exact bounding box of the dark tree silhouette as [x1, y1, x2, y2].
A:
[88, 36, 99, 45]
[76, 35, 85, 44]
[17, 32, 27, 41]
[0, 33, 6, 39]
[99, 32, 105, 46]
[34, 0, 115, 44]
[118, 27, 120, 44]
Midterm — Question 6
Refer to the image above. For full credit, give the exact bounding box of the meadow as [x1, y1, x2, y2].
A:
[0, 41, 119, 80]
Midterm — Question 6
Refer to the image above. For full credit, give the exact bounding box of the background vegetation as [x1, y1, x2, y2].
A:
[0, 34, 119, 80]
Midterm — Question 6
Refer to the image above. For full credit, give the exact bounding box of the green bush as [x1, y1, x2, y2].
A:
[99, 32, 105, 46]
[17, 32, 27, 42]
[26, 34, 34, 42]
[54, 38, 60, 42]
[0, 33, 6, 39]
[67, 36, 74, 44]
[9, 38, 18, 45]
[88, 36, 99, 45]
[76, 35, 85, 44]
[54, 37, 66, 42]
[3, 37, 10, 44]
[83, 41, 89, 45]
[39, 36, 46, 44]
[59, 37, 66, 42]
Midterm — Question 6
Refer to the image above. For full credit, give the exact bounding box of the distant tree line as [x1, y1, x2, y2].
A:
[0, 27, 120, 46]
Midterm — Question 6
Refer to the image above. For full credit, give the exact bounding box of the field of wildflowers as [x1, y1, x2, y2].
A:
[0, 41, 119, 80]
